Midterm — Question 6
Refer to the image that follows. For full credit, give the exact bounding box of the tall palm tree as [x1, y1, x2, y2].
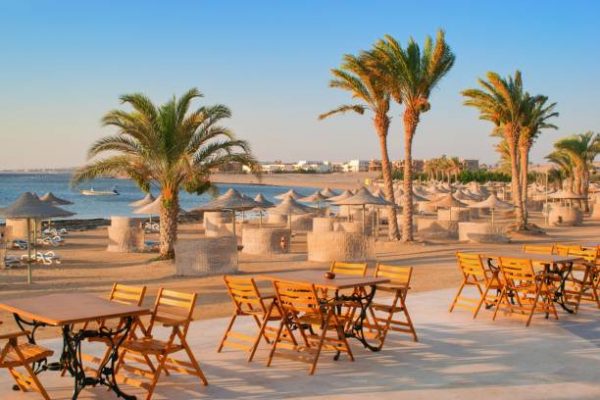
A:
[546, 151, 574, 191]
[519, 95, 558, 216]
[72, 88, 257, 259]
[374, 30, 455, 241]
[462, 71, 529, 230]
[319, 51, 400, 240]
[552, 132, 600, 210]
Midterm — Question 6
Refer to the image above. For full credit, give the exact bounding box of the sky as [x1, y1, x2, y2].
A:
[0, 0, 599, 169]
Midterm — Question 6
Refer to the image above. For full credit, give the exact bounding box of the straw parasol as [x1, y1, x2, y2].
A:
[332, 187, 393, 234]
[193, 188, 257, 237]
[268, 197, 315, 233]
[327, 189, 353, 203]
[274, 189, 304, 200]
[39, 192, 73, 206]
[253, 193, 274, 226]
[129, 193, 155, 207]
[468, 193, 514, 226]
[319, 187, 338, 198]
[299, 190, 328, 208]
[0, 192, 74, 283]
[428, 193, 468, 209]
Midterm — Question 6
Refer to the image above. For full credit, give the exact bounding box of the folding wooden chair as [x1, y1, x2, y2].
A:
[554, 244, 581, 256]
[364, 264, 417, 349]
[330, 261, 368, 276]
[523, 244, 555, 255]
[0, 321, 53, 400]
[449, 253, 502, 318]
[116, 289, 207, 399]
[494, 257, 558, 327]
[564, 248, 600, 312]
[218, 275, 292, 362]
[267, 280, 354, 375]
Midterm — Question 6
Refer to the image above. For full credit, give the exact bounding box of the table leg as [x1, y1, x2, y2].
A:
[334, 285, 381, 353]
[553, 262, 575, 314]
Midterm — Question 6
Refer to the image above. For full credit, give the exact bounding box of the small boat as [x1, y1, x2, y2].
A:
[80, 187, 119, 196]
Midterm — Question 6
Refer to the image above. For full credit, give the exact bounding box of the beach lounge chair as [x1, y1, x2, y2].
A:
[494, 257, 558, 327]
[116, 289, 207, 399]
[267, 280, 354, 375]
[449, 253, 502, 318]
[365, 264, 418, 348]
[218, 276, 292, 362]
[0, 321, 54, 399]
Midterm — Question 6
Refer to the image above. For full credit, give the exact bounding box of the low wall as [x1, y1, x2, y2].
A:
[549, 205, 583, 226]
[437, 208, 470, 222]
[241, 226, 290, 255]
[417, 218, 458, 240]
[458, 222, 509, 243]
[307, 231, 375, 262]
[312, 217, 334, 233]
[107, 216, 145, 252]
[175, 236, 238, 276]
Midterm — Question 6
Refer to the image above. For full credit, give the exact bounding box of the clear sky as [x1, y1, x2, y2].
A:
[1, 0, 599, 169]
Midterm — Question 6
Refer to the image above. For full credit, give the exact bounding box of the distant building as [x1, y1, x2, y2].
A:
[460, 158, 479, 171]
[295, 160, 332, 173]
[212, 162, 243, 173]
[368, 159, 382, 172]
[395, 159, 425, 173]
[343, 159, 369, 172]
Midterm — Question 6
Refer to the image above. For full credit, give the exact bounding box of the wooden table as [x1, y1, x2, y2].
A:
[260, 271, 389, 352]
[0, 293, 149, 400]
[478, 251, 582, 313]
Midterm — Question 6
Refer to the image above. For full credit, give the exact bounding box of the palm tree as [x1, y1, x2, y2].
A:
[546, 150, 574, 191]
[462, 71, 529, 230]
[319, 51, 400, 240]
[519, 95, 558, 216]
[72, 88, 257, 259]
[374, 30, 455, 241]
[551, 132, 600, 210]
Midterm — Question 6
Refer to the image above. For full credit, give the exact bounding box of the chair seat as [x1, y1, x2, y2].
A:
[371, 302, 404, 313]
[298, 313, 347, 327]
[122, 338, 182, 355]
[242, 307, 282, 320]
[0, 343, 54, 368]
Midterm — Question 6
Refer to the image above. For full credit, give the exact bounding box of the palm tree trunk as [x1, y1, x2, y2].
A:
[402, 111, 418, 242]
[507, 136, 525, 230]
[519, 144, 530, 224]
[159, 191, 179, 259]
[375, 114, 400, 240]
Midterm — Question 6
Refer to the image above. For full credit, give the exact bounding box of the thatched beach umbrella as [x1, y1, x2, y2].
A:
[299, 191, 328, 208]
[194, 188, 257, 237]
[0, 192, 74, 283]
[327, 189, 353, 203]
[319, 187, 338, 198]
[268, 197, 315, 233]
[129, 193, 155, 207]
[253, 193, 274, 226]
[39, 192, 73, 206]
[274, 189, 304, 200]
[332, 187, 393, 234]
[468, 193, 514, 226]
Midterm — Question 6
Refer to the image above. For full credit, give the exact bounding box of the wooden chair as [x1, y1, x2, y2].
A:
[449, 253, 502, 318]
[0, 321, 53, 400]
[554, 243, 581, 256]
[330, 261, 368, 276]
[564, 248, 600, 312]
[494, 257, 558, 327]
[218, 275, 292, 362]
[116, 289, 207, 399]
[365, 264, 417, 348]
[267, 280, 354, 375]
[523, 244, 555, 255]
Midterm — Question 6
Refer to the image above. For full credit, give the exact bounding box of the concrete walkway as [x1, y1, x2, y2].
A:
[1, 288, 599, 399]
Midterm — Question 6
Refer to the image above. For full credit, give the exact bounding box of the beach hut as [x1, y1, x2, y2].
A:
[0, 192, 74, 283]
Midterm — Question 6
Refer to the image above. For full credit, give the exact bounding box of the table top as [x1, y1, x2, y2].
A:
[479, 251, 582, 264]
[0, 293, 149, 326]
[259, 270, 389, 290]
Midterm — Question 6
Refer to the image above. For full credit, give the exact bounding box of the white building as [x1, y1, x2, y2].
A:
[295, 160, 332, 173]
[343, 159, 369, 172]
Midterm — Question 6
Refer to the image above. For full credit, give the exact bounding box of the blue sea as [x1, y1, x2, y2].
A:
[0, 173, 316, 220]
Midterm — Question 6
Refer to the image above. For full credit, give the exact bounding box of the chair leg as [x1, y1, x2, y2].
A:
[526, 291, 541, 327]
[7, 368, 28, 392]
[473, 282, 492, 319]
[249, 302, 276, 362]
[333, 314, 354, 362]
[309, 312, 331, 375]
[449, 278, 467, 312]
[266, 319, 286, 368]
[400, 296, 418, 342]
[493, 288, 507, 321]
[217, 313, 238, 352]
[144, 354, 167, 400]
[182, 341, 208, 386]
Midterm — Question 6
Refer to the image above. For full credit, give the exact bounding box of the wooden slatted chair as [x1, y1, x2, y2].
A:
[554, 243, 581, 256]
[449, 253, 502, 318]
[364, 264, 417, 348]
[116, 289, 207, 399]
[564, 248, 600, 312]
[0, 321, 53, 400]
[523, 244, 555, 255]
[218, 275, 293, 362]
[330, 261, 368, 276]
[494, 257, 558, 326]
[267, 280, 354, 375]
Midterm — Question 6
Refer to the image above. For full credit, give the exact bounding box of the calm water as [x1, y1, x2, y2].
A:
[0, 173, 316, 220]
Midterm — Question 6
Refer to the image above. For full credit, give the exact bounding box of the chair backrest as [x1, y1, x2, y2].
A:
[523, 244, 555, 255]
[456, 253, 487, 278]
[273, 280, 321, 318]
[109, 283, 146, 306]
[498, 257, 536, 285]
[374, 264, 412, 287]
[554, 244, 582, 256]
[223, 275, 266, 314]
[567, 247, 599, 263]
[149, 289, 197, 336]
[330, 261, 368, 276]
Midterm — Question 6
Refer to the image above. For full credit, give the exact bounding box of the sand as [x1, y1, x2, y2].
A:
[213, 172, 381, 190]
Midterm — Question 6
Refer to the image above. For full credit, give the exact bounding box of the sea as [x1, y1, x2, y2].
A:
[0, 173, 316, 220]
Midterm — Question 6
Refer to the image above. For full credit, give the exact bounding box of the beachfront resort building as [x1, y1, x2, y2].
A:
[343, 159, 370, 172]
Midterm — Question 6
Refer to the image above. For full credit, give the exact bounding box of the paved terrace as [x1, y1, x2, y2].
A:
[1, 288, 599, 399]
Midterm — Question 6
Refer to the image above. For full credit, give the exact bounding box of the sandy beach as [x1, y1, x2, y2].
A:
[213, 172, 381, 190]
